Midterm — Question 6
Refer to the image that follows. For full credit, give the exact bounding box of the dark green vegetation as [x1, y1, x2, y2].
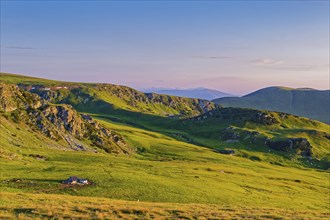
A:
[213, 86, 330, 124]
[1, 73, 329, 219]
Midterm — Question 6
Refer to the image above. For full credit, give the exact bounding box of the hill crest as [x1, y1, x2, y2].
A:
[214, 86, 330, 124]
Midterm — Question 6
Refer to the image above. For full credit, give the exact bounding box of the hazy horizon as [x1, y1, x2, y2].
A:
[1, 1, 329, 95]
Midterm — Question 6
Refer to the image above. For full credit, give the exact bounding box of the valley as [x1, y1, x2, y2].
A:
[0, 73, 329, 219]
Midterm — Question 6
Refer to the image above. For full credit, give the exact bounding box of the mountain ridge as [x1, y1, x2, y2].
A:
[0, 72, 218, 118]
[1, 72, 329, 219]
[214, 86, 330, 124]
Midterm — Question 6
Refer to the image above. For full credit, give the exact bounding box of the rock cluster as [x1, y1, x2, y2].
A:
[29, 84, 218, 117]
[266, 138, 313, 157]
[189, 108, 279, 125]
[0, 84, 129, 154]
[252, 112, 279, 125]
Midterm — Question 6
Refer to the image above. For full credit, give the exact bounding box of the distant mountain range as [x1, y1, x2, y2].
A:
[213, 86, 330, 124]
[143, 87, 234, 100]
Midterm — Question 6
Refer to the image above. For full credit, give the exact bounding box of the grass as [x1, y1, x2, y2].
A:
[1, 72, 330, 218]
[88, 107, 330, 170]
[2, 192, 329, 219]
[1, 116, 329, 212]
[0, 72, 87, 87]
[0, 72, 216, 118]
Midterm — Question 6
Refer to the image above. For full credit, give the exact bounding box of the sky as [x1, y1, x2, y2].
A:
[1, 1, 329, 95]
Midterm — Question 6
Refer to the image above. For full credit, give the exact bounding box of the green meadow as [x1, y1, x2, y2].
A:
[0, 73, 329, 219]
[1, 115, 330, 218]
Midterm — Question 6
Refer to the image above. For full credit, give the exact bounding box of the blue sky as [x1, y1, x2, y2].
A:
[1, 1, 329, 95]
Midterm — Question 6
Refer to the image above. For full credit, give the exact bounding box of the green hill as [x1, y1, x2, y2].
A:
[1, 73, 329, 168]
[0, 83, 130, 155]
[213, 86, 330, 124]
[171, 108, 330, 169]
[1, 73, 330, 218]
[0, 72, 217, 118]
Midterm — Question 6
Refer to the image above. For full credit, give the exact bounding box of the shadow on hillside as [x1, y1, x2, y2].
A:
[14, 208, 35, 216]
[68, 99, 329, 170]
[74, 99, 208, 146]
[24, 178, 63, 183]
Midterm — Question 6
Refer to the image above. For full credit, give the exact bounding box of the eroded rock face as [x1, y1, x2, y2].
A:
[266, 138, 313, 157]
[0, 84, 130, 154]
[219, 124, 260, 139]
[252, 112, 279, 125]
[145, 93, 217, 115]
[29, 84, 218, 118]
[32, 106, 128, 154]
[42, 105, 86, 139]
[28, 105, 86, 142]
[0, 84, 46, 112]
[190, 108, 279, 125]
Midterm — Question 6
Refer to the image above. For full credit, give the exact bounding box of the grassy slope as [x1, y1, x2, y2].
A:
[1, 192, 329, 219]
[173, 109, 330, 164]
[213, 86, 330, 124]
[0, 72, 216, 117]
[1, 73, 330, 218]
[88, 106, 330, 170]
[55, 86, 330, 169]
[1, 116, 329, 217]
[0, 72, 85, 86]
[1, 72, 329, 168]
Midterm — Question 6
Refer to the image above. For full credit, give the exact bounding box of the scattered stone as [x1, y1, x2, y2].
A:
[29, 154, 47, 160]
[3, 178, 23, 183]
[216, 149, 235, 155]
[252, 112, 279, 125]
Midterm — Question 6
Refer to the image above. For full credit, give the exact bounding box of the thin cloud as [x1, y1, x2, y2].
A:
[2, 45, 39, 50]
[252, 58, 328, 71]
[252, 58, 285, 66]
[192, 55, 231, 59]
[270, 64, 328, 71]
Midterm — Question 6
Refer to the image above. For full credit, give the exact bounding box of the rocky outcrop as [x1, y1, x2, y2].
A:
[27, 84, 218, 117]
[266, 138, 313, 157]
[189, 108, 279, 125]
[0, 84, 130, 154]
[145, 93, 215, 114]
[252, 112, 279, 125]
[219, 126, 261, 144]
[0, 84, 46, 112]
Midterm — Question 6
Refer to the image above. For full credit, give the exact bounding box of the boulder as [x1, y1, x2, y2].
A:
[266, 138, 313, 157]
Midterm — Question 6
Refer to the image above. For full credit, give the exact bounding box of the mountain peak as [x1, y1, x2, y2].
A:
[214, 86, 330, 124]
